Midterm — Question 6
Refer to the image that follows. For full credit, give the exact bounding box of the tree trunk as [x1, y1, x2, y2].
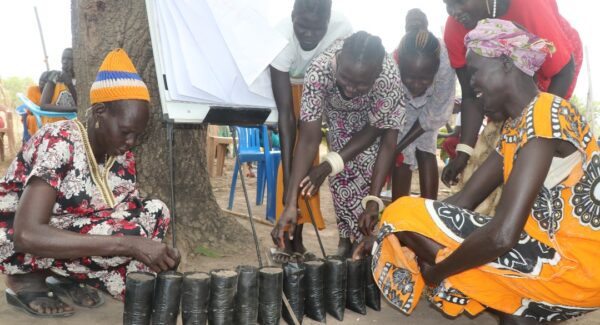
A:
[71, 0, 249, 258]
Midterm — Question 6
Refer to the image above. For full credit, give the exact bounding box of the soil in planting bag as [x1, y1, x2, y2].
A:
[152, 271, 183, 325]
[181, 272, 210, 325]
[258, 267, 283, 325]
[282, 262, 306, 324]
[209, 269, 238, 325]
[123, 272, 156, 325]
[364, 255, 381, 311]
[304, 260, 326, 322]
[324, 256, 347, 321]
[234, 265, 259, 325]
[345, 258, 366, 315]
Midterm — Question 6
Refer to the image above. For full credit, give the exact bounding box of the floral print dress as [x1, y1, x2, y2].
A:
[372, 93, 600, 322]
[300, 39, 405, 240]
[0, 120, 170, 299]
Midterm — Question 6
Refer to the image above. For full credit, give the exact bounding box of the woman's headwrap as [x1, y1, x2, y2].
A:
[464, 19, 556, 76]
[90, 48, 150, 105]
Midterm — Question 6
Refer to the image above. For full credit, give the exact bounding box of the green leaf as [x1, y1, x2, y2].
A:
[194, 245, 222, 258]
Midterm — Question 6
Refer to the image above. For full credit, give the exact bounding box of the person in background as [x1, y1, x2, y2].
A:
[24, 71, 59, 138]
[391, 11, 455, 201]
[38, 48, 77, 122]
[269, 0, 352, 262]
[441, 0, 583, 190]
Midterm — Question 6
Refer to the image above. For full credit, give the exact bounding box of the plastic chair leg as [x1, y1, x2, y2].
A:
[264, 155, 280, 222]
[256, 161, 266, 206]
[228, 159, 240, 210]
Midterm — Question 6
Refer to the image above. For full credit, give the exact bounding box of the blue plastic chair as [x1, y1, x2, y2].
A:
[228, 125, 280, 221]
[15, 104, 31, 143]
[17, 93, 77, 130]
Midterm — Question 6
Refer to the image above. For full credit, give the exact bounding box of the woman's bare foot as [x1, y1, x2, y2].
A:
[46, 276, 104, 308]
[6, 272, 74, 315]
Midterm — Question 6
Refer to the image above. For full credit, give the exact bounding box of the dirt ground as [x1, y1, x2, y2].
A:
[0, 145, 599, 324]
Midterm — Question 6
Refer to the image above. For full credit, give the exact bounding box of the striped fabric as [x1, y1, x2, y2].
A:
[90, 48, 150, 104]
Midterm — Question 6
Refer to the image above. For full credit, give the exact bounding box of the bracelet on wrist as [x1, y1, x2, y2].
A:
[456, 143, 474, 157]
[323, 151, 344, 176]
[361, 195, 385, 213]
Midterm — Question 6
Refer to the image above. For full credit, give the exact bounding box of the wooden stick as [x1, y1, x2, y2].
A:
[222, 208, 274, 227]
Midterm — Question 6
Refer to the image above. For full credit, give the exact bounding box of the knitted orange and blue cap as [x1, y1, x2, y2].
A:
[90, 48, 150, 105]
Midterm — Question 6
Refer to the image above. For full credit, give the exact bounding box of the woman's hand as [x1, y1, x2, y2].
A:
[441, 153, 469, 187]
[358, 201, 379, 236]
[129, 237, 181, 273]
[299, 162, 332, 197]
[352, 236, 375, 260]
[271, 207, 299, 248]
[418, 259, 443, 286]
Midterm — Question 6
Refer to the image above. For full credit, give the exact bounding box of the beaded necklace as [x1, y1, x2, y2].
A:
[74, 119, 117, 207]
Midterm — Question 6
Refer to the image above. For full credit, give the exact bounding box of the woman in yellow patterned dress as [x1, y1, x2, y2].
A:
[355, 19, 600, 324]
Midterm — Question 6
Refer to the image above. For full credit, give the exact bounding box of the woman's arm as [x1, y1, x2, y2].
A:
[358, 128, 399, 235]
[442, 67, 484, 186]
[272, 119, 322, 244]
[369, 128, 399, 196]
[547, 55, 575, 98]
[443, 150, 503, 209]
[270, 66, 296, 196]
[14, 178, 179, 272]
[39, 80, 77, 113]
[300, 124, 384, 196]
[426, 137, 556, 284]
[395, 121, 425, 154]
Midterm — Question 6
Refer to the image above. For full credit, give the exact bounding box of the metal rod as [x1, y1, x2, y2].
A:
[34, 6, 50, 71]
[229, 126, 263, 267]
[167, 121, 176, 248]
[304, 196, 327, 259]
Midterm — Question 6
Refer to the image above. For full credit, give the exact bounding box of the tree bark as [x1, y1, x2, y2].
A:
[71, 0, 249, 257]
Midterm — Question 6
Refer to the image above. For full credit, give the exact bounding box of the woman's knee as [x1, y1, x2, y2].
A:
[142, 199, 171, 222]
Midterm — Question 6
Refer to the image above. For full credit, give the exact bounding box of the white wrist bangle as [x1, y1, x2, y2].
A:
[323, 151, 344, 176]
[456, 143, 474, 156]
[361, 195, 385, 213]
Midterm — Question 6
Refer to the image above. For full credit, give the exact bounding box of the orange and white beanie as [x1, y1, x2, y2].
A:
[90, 48, 150, 104]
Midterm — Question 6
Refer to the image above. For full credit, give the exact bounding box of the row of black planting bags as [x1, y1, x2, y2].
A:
[122, 256, 381, 325]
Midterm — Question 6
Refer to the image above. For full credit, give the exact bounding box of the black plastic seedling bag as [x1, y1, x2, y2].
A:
[181, 272, 210, 325]
[346, 258, 367, 315]
[304, 260, 326, 322]
[152, 271, 183, 325]
[258, 267, 283, 325]
[364, 255, 381, 311]
[324, 256, 347, 321]
[209, 269, 238, 325]
[235, 265, 259, 325]
[123, 272, 156, 325]
[282, 262, 305, 324]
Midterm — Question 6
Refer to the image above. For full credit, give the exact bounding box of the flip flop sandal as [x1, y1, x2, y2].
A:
[269, 247, 292, 266]
[302, 251, 318, 262]
[290, 251, 318, 263]
[5, 288, 75, 318]
[46, 277, 105, 308]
